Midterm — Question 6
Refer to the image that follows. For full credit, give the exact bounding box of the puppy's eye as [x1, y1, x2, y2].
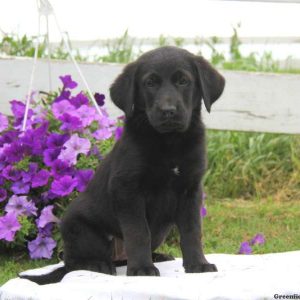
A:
[145, 78, 156, 88]
[178, 77, 189, 86]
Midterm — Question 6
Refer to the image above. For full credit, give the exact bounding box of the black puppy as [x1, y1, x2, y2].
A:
[20, 46, 225, 284]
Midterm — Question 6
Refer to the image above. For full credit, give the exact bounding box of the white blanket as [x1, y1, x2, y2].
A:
[1, 251, 300, 300]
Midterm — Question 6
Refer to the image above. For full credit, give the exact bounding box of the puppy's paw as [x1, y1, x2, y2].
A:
[185, 263, 217, 273]
[127, 265, 160, 276]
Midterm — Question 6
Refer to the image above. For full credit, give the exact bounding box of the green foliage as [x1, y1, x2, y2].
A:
[0, 34, 46, 58]
[100, 30, 135, 63]
[204, 131, 300, 200]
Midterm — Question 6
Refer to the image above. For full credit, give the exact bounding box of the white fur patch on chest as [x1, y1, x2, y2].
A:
[172, 166, 180, 176]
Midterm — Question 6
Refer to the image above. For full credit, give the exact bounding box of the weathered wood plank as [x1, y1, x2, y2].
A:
[1, 57, 299, 134]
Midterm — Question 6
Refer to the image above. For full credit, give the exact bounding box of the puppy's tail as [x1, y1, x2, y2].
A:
[19, 266, 67, 285]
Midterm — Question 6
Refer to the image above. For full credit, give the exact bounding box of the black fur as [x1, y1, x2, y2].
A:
[20, 46, 225, 284]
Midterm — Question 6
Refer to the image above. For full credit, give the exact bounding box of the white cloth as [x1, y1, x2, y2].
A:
[1, 251, 300, 300]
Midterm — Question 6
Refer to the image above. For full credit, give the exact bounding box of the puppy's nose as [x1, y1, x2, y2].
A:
[161, 106, 177, 119]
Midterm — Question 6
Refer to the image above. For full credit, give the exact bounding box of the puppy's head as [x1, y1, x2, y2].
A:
[110, 46, 225, 133]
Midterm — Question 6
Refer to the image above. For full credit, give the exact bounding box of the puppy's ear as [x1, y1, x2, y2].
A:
[110, 62, 137, 118]
[194, 56, 225, 113]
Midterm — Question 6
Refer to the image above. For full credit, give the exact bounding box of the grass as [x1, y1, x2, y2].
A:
[205, 131, 300, 200]
[2, 197, 299, 286]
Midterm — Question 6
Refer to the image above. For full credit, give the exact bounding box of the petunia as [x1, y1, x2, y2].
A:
[59, 113, 83, 131]
[50, 175, 77, 197]
[21, 163, 39, 183]
[70, 91, 89, 108]
[53, 89, 71, 103]
[3, 141, 24, 163]
[71, 105, 97, 127]
[31, 169, 50, 188]
[10, 100, 33, 120]
[50, 159, 74, 178]
[2, 165, 21, 181]
[251, 233, 265, 246]
[46, 133, 69, 149]
[5, 195, 37, 217]
[59, 75, 78, 90]
[43, 148, 61, 166]
[93, 128, 112, 140]
[28, 235, 56, 259]
[200, 192, 207, 217]
[94, 93, 105, 106]
[0, 130, 19, 147]
[39, 223, 53, 237]
[238, 241, 252, 254]
[0, 113, 9, 132]
[57, 149, 78, 165]
[75, 169, 94, 192]
[10, 180, 30, 194]
[115, 127, 124, 141]
[0, 212, 21, 242]
[58, 134, 91, 164]
[20, 122, 49, 156]
[200, 206, 207, 217]
[52, 100, 76, 119]
[0, 188, 7, 202]
[89, 145, 103, 160]
[36, 205, 59, 229]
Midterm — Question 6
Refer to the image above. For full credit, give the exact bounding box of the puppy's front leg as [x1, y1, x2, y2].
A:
[176, 189, 217, 273]
[117, 211, 160, 276]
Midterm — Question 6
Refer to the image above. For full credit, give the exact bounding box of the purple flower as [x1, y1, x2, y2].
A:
[115, 127, 124, 141]
[53, 89, 71, 103]
[75, 169, 94, 192]
[50, 159, 74, 178]
[70, 92, 89, 108]
[50, 175, 77, 197]
[21, 163, 39, 183]
[200, 192, 207, 217]
[200, 206, 207, 217]
[46, 133, 69, 149]
[43, 148, 61, 166]
[10, 100, 33, 120]
[59, 113, 83, 131]
[0, 188, 7, 202]
[52, 100, 76, 119]
[59, 75, 78, 90]
[90, 145, 103, 160]
[20, 122, 49, 156]
[3, 141, 24, 163]
[93, 128, 112, 140]
[238, 241, 252, 254]
[36, 205, 59, 229]
[58, 134, 91, 165]
[5, 195, 37, 217]
[39, 223, 53, 237]
[11, 180, 30, 194]
[31, 169, 50, 188]
[94, 93, 105, 106]
[251, 233, 265, 246]
[28, 235, 56, 259]
[0, 113, 9, 132]
[0, 212, 21, 242]
[71, 105, 96, 127]
[0, 130, 19, 147]
[2, 165, 21, 181]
